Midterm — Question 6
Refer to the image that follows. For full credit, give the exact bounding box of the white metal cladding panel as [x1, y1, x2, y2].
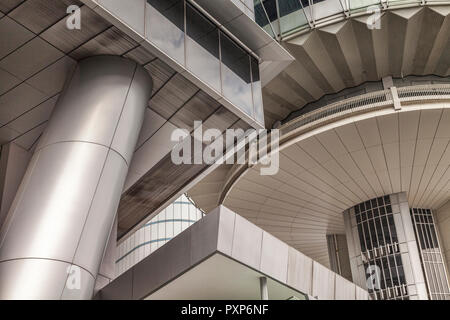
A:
[286, 246, 313, 294]
[115, 194, 204, 276]
[312, 261, 336, 300]
[335, 274, 356, 300]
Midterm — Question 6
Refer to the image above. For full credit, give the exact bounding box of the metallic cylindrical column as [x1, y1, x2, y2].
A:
[0, 56, 152, 299]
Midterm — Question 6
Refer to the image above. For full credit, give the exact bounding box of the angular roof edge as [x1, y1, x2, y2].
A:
[97, 205, 368, 300]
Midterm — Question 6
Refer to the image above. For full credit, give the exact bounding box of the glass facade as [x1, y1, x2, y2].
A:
[221, 33, 254, 117]
[147, 0, 185, 64]
[146, 0, 264, 126]
[353, 196, 409, 300]
[254, 0, 428, 38]
[186, 4, 221, 92]
[115, 194, 204, 276]
[410, 208, 450, 300]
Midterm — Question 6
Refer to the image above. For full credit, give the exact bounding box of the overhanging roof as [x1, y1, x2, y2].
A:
[189, 89, 450, 266]
[97, 206, 368, 300]
[261, 5, 450, 127]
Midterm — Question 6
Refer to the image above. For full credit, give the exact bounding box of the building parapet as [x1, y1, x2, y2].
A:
[97, 206, 368, 300]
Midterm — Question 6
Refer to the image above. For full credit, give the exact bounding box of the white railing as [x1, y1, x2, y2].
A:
[281, 84, 450, 137]
[397, 84, 450, 101]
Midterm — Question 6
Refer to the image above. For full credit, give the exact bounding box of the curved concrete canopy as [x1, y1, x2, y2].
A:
[263, 5, 450, 127]
[190, 100, 450, 267]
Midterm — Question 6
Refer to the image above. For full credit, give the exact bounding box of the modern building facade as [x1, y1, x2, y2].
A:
[115, 194, 204, 277]
[187, 0, 450, 300]
[0, 0, 449, 300]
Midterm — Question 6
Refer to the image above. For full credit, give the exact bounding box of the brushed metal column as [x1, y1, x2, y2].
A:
[0, 56, 152, 299]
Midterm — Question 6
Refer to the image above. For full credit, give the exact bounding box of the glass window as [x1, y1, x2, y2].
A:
[377, 197, 384, 207]
[186, 3, 221, 92]
[251, 56, 264, 124]
[363, 221, 372, 250]
[375, 217, 384, 246]
[350, 0, 380, 11]
[255, 0, 269, 27]
[373, 207, 379, 217]
[380, 215, 391, 244]
[261, 0, 278, 22]
[368, 219, 377, 247]
[254, 0, 276, 37]
[357, 224, 366, 252]
[430, 225, 438, 247]
[220, 32, 253, 117]
[388, 215, 397, 243]
[147, 0, 185, 65]
[375, 258, 386, 289]
[361, 211, 367, 220]
[279, 0, 308, 17]
[416, 225, 426, 249]
[382, 257, 392, 287]
[371, 199, 377, 208]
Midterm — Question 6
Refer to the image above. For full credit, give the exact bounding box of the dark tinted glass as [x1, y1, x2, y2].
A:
[251, 56, 264, 124]
[261, 0, 278, 22]
[220, 32, 253, 116]
[147, 0, 185, 64]
[186, 3, 220, 91]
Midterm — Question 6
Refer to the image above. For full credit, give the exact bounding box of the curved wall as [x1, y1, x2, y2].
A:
[115, 195, 204, 276]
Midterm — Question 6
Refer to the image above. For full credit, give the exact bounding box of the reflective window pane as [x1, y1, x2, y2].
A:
[254, 0, 275, 37]
[279, 0, 308, 17]
[261, 0, 278, 22]
[313, 0, 343, 22]
[350, 0, 380, 11]
[220, 32, 253, 117]
[279, 5, 308, 34]
[186, 4, 221, 92]
[146, 0, 185, 65]
[251, 57, 264, 124]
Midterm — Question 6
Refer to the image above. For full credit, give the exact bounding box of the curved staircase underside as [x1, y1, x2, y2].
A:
[263, 5, 450, 127]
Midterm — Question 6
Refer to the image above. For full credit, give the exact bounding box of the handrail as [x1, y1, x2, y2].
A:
[281, 84, 450, 138]
[218, 83, 450, 206]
